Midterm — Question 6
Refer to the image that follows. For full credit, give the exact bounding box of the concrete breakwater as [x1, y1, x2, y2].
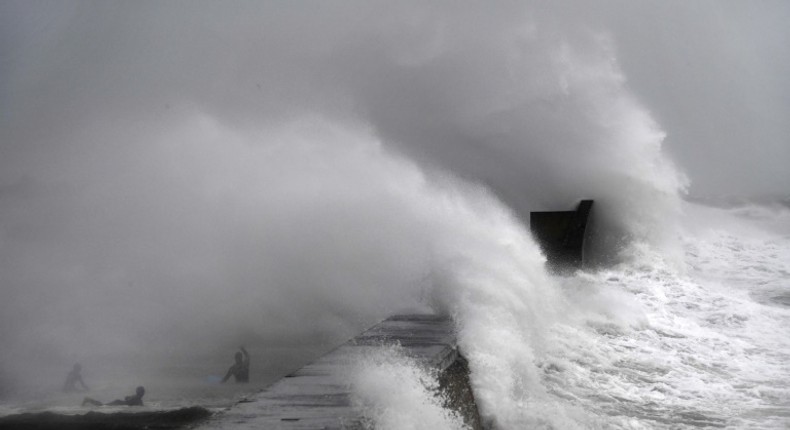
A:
[200, 314, 481, 429]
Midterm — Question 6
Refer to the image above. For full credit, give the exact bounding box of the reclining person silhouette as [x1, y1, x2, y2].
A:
[82, 386, 145, 407]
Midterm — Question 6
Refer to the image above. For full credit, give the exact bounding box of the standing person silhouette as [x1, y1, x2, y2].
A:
[63, 363, 89, 392]
[221, 346, 250, 383]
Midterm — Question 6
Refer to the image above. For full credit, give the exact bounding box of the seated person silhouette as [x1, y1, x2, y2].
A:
[63, 363, 89, 392]
[82, 386, 145, 406]
[221, 346, 250, 383]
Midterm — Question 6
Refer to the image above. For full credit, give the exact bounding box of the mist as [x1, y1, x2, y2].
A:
[1, 1, 787, 399]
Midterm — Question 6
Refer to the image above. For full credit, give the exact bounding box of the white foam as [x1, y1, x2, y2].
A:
[351, 345, 468, 430]
[519, 203, 790, 428]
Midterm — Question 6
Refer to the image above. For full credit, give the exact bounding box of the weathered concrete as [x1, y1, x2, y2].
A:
[437, 355, 483, 430]
[530, 200, 594, 270]
[200, 314, 480, 429]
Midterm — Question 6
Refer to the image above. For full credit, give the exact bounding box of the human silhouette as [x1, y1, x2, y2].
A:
[63, 363, 88, 392]
[221, 346, 250, 383]
[82, 386, 145, 407]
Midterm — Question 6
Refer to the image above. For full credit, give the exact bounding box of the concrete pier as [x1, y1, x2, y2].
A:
[530, 199, 594, 270]
[200, 314, 479, 429]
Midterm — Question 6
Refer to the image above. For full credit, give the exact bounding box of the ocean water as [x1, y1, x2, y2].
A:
[348, 200, 790, 430]
[541, 202, 790, 429]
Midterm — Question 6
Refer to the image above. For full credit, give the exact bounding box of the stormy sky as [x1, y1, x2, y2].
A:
[0, 1, 788, 394]
[3, 1, 788, 199]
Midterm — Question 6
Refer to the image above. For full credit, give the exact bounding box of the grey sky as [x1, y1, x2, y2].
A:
[2, 1, 787, 197]
[599, 1, 790, 197]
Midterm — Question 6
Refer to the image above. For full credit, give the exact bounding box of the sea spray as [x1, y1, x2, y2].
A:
[351, 344, 468, 430]
[423, 202, 598, 428]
